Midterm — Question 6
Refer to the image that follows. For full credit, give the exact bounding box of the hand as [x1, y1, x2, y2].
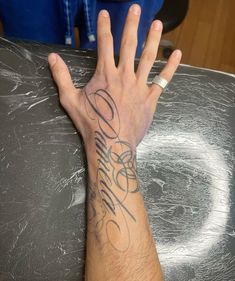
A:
[48, 4, 181, 148]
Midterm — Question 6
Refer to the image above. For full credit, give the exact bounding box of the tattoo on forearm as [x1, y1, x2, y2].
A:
[84, 88, 139, 252]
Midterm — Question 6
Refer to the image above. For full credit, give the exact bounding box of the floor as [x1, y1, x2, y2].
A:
[159, 0, 235, 74]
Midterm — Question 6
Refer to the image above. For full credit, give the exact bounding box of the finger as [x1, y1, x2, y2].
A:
[118, 4, 141, 72]
[48, 53, 76, 95]
[96, 10, 115, 72]
[136, 20, 163, 83]
[150, 49, 182, 96]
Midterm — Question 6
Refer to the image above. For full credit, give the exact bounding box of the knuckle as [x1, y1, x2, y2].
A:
[59, 94, 68, 108]
[53, 67, 67, 82]
[121, 37, 137, 49]
[58, 80, 69, 92]
[59, 92, 78, 113]
[120, 68, 136, 86]
[126, 16, 139, 28]
[58, 91, 68, 103]
[98, 32, 112, 42]
[141, 50, 156, 62]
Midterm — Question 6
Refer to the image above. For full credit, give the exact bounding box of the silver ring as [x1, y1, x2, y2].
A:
[152, 75, 169, 90]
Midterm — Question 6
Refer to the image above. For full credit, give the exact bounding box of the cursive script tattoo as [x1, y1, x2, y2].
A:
[84, 88, 139, 252]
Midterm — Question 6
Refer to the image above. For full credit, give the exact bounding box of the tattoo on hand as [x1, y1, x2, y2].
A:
[84, 88, 139, 252]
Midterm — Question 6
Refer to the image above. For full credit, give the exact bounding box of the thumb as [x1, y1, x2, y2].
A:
[48, 53, 75, 97]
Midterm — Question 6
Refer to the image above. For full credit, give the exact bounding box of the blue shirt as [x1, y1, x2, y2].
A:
[0, 0, 164, 56]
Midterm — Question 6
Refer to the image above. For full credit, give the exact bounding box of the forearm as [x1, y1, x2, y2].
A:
[48, 4, 181, 280]
[84, 132, 163, 281]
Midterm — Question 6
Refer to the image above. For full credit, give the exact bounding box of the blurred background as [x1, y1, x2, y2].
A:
[0, 0, 234, 74]
[158, 0, 235, 74]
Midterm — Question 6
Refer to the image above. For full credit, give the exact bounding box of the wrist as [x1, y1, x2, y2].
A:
[83, 130, 137, 186]
[83, 129, 137, 152]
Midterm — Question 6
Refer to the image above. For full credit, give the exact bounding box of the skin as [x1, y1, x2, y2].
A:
[48, 4, 181, 281]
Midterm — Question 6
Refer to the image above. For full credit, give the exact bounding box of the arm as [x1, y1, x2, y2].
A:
[83, 93, 163, 280]
[48, 4, 181, 280]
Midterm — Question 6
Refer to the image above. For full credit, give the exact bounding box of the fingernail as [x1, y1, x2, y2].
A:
[48, 53, 57, 67]
[153, 20, 162, 31]
[100, 10, 109, 18]
[130, 4, 141, 15]
[174, 50, 182, 59]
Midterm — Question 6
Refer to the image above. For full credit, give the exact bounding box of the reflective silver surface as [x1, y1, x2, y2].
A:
[0, 38, 234, 280]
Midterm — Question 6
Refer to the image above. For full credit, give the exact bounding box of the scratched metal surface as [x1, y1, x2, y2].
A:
[0, 37, 234, 281]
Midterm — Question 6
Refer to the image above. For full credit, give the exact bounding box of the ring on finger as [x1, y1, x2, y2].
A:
[152, 75, 169, 91]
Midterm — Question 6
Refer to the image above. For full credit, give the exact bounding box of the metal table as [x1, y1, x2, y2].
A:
[0, 38, 234, 281]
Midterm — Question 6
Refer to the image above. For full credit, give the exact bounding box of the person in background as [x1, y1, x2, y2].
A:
[0, 0, 164, 57]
